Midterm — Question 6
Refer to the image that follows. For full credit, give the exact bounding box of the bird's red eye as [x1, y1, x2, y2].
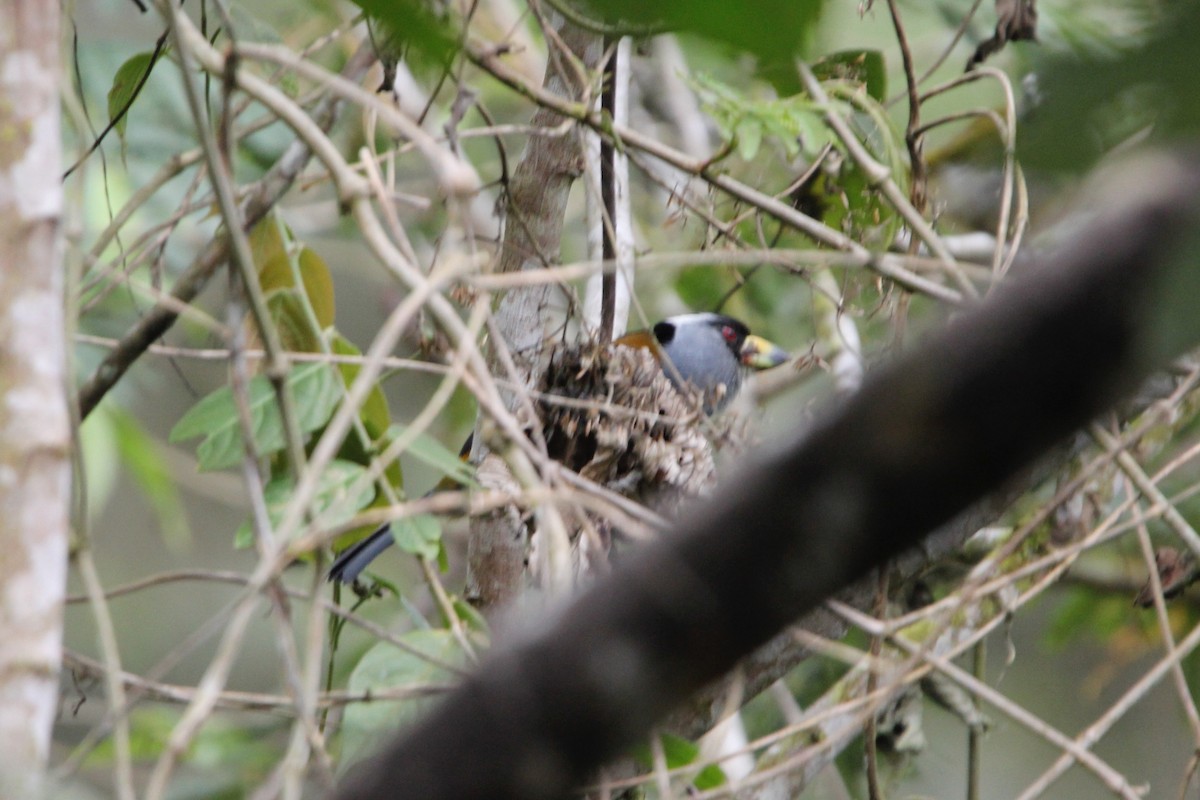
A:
[721, 325, 737, 343]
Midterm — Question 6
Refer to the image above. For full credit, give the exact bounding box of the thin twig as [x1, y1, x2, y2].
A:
[967, 639, 985, 800]
[598, 36, 618, 343]
[884, 0, 927, 215]
[863, 569, 887, 800]
[75, 552, 136, 800]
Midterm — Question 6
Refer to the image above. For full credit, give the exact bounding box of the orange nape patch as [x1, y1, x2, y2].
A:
[613, 329, 660, 353]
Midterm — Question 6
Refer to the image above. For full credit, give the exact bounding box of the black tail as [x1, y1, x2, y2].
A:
[328, 523, 393, 584]
[329, 433, 473, 583]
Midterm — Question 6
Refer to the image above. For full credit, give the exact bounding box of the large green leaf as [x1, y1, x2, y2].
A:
[169, 362, 340, 471]
[583, 0, 824, 66]
[234, 459, 375, 548]
[340, 629, 466, 768]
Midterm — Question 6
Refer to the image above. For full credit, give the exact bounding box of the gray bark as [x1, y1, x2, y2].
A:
[0, 3, 70, 796]
[466, 18, 605, 612]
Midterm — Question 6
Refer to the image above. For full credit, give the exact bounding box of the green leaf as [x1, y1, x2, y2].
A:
[388, 424, 476, 487]
[660, 733, 728, 789]
[298, 247, 336, 329]
[169, 362, 340, 471]
[583, 0, 825, 65]
[248, 215, 290, 277]
[332, 334, 393, 442]
[659, 732, 701, 767]
[107, 50, 158, 140]
[806, 86, 904, 248]
[250, 214, 336, 352]
[389, 514, 442, 561]
[348, 0, 459, 73]
[341, 629, 465, 768]
[789, 106, 834, 157]
[234, 460, 374, 548]
[694, 760, 728, 791]
[256, 248, 336, 338]
[266, 288, 323, 354]
[735, 117, 763, 161]
[632, 732, 728, 790]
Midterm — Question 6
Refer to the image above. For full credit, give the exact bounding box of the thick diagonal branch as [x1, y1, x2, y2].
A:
[332, 152, 1200, 800]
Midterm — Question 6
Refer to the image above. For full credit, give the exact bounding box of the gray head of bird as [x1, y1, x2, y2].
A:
[617, 312, 789, 414]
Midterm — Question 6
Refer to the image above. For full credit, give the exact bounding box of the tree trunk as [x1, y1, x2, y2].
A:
[466, 17, 604, 613]
[0, 2, 69, 797]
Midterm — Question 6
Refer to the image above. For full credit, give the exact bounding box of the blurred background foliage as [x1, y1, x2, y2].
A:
[61, 0, 1200, 797]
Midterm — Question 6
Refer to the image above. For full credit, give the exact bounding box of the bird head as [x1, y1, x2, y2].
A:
[617, 312, 789, 414]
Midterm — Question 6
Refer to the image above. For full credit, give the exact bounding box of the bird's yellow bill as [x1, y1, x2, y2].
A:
[739, 335, 789, 370]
